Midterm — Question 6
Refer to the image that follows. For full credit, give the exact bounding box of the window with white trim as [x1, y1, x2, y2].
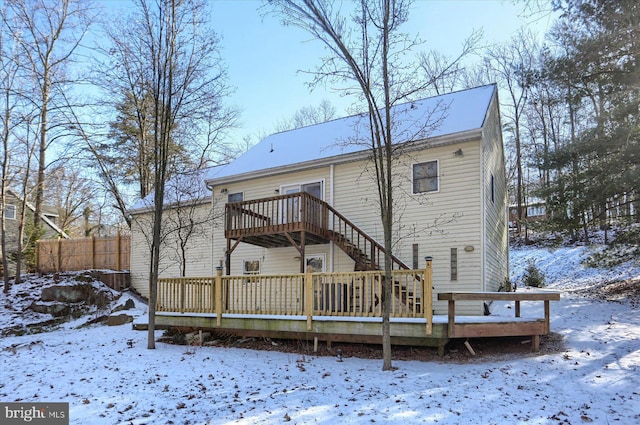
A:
[5, 205, 16, 220]
[243, 259, 261, 275]
[413, 160, 439, 193]
[228, 192, 243, 203]
[305, 254, 326, 273]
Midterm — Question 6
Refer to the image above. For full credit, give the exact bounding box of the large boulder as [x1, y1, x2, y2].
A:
[107, 314, 134, 326]
[40, 283, 114, 308]
[29, 301, 70, 317]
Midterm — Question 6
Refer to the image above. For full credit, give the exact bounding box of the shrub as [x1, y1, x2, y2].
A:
[522, 259, 545, 288]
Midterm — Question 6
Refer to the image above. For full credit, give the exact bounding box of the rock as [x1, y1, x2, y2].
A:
[29, 301, 70, 317]
[41, 283, 114, 308]
[112, 298, 135, 313]
[107, 314, 134, 326]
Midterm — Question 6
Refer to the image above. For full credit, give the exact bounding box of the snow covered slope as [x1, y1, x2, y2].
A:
[1, 245, 638, 424]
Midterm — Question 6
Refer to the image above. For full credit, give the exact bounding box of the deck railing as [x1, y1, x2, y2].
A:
[225, 192, 411, 271]
[157, 262, 434, 334]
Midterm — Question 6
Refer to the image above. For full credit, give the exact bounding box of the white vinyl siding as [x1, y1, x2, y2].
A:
[333, 141, 484, 314]
[129, 203, 214, 298]
[482, 94, 509, 294]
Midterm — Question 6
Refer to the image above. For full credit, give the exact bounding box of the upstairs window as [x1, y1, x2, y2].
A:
[228, 192, 243, 203]
[413, 160, 439, 193]
[5, 205, 16, 220]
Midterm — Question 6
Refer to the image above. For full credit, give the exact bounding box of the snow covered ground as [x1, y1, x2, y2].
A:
[1, 245, 639, 425]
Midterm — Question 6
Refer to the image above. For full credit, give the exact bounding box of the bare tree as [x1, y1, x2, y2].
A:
[273, 99, 337, 132]
[150, 169, 217, 277]
[87, 0, 239, 230]
[418, 28, 483, 95]
[44, 164, 97, 235]
[0, 6, 21, 290]
[2, 0, 94, 235]
[97, 0, 234, 349]
[483, 30, 538, 236]
[267, 0, 438, 371]
[12, 119, 39, 283]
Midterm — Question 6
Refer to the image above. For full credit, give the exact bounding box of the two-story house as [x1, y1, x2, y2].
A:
[129, 84, 508, 319]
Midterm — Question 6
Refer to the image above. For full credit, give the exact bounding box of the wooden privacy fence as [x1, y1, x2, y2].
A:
[37, 233, 131, 273]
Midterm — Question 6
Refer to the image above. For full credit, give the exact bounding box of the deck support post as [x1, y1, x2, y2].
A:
[215, 267, 223, 326]
[532, 334, 540, 352]
[226, 239, 231, 275]
[300, 231, 306, 274]
[305, 271, 313, 330]
[424, 256, 433, 335]
[544, 300, 551, 334]
[447, 300, 455, 337]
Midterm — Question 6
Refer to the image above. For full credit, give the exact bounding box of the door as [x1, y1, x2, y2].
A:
[281, 184, 301, 223]
[279, 181, 323, 224]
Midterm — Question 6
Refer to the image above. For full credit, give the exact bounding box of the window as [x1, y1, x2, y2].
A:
[527, 205, 546, 217]
[228, 192, 243, 203]
[490, 174, 495, 204]
[450, 248, 458, 281]
[280, 181, 323, 199]
[243, 260, 261, 275]
[5, 205, 16, 220]
[413, 161, 438, 193]
[412, 243, 419, 269]
[305, 254, 325, 273]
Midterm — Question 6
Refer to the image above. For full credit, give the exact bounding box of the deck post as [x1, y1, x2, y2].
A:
[305, 271, 313, 330]
[215, 267, 223, 326]
[225, 239, 231, 275]
[544, 300, 551, 334]
[424, 256, 433, 335]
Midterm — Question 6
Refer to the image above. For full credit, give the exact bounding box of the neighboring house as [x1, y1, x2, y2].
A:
[2, 189, 70, 275]
[129, 84, 509, 316]
[508, 198, 547, 230]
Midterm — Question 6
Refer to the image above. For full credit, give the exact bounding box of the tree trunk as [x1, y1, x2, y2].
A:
[33, 74, 50, 232]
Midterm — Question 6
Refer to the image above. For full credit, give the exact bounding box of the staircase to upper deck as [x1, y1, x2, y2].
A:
[225, 192, 422, 312]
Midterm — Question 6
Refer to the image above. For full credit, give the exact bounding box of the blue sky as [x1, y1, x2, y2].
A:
[102, 0, 556, 146]
[207, 0, 556, 144]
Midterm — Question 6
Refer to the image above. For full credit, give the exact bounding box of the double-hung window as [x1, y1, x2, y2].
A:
[5, 205, 16, 220]
[412, 161, 439, 193]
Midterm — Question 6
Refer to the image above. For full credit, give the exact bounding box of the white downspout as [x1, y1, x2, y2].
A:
[330, 164, 335, 272]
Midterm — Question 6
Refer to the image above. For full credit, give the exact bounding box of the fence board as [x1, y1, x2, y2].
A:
[36, 234, 130, 273]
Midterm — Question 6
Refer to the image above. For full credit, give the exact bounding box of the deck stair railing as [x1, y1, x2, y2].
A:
[225, 192, 422, 312]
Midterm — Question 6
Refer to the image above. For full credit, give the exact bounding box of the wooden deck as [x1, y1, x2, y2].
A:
[438, 291, 561, 351]
[137, 267, 560, 356]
